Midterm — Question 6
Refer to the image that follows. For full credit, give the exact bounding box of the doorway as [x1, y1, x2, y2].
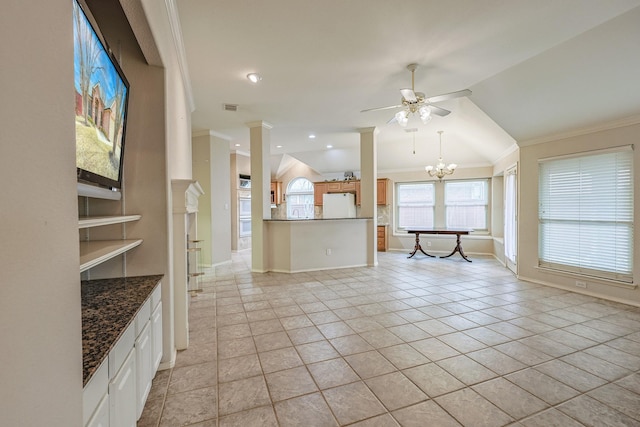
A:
[504, 166, 517, 274]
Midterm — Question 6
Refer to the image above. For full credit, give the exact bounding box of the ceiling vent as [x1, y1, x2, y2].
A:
[223, 103, 239, 112]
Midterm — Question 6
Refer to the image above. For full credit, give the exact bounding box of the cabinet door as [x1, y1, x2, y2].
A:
[327, 182, 342, 192]
[85, 392, 109, 427]
[341, 181, 356, 191]
[152, 302, 163, 373]
[314, 183, 327, 205]
[377, 179, 388, 205]
[109, 349, 137, 427]
[136, 321, 153, 420]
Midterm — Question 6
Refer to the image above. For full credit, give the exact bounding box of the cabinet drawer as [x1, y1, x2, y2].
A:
[151, 283, 162, 309]
[135, 298, 151, 336]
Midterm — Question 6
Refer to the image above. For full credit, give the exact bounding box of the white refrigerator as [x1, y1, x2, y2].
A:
[323, 193, 356, 218]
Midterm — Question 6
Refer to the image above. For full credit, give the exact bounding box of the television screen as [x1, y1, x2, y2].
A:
[73, 0, 129, 189]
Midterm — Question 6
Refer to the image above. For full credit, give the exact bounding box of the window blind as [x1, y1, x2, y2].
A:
[538, 147, 633, 282]
[396, 182, 435, 230]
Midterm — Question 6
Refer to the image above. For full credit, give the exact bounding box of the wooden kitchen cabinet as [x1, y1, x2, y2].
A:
[377, 178, 389, 205]
[377, 225, 388, 251]
[314, 183, 328, 205]
[270, 181, 283, 205]
[315, 179, 389, 206]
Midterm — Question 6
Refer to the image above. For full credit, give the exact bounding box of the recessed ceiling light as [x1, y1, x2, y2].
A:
[326, 145, 333, 149]
[276, 145, 283, 148]
[234, 143, 241, 147]
[309, 134, 316, 139]
[246, 73, 262, 83]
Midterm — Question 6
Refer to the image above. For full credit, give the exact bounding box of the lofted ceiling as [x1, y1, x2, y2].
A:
[175, 0, 640, 175]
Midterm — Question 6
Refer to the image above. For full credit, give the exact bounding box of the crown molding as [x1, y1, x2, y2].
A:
[246, 121, 273, 129]
[192, 129, 232, 140]
[519, 114, 640, 147]
[164, 0, 195, 112]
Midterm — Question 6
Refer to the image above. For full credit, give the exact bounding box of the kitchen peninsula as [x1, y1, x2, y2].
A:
[265, 217, 373, 272]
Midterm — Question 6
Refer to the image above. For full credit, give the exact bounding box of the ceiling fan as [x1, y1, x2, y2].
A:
[361, 63, 471, 127]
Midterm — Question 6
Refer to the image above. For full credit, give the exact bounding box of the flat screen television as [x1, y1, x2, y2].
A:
[73, 0, 129, 190]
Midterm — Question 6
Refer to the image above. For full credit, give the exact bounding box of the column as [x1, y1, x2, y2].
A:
[247, 121, 272, 272]
[359, 127, 378, 266]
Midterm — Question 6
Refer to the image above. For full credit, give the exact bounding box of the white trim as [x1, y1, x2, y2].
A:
[158, 348, 176, 371]
[518, 274, 639, 308]
[493, 143, 520, 165]
[192, 129, 232, 140]
[246, 121, 273, 130]
[164, 0, 195, 112]
[534, 266, 636, 290]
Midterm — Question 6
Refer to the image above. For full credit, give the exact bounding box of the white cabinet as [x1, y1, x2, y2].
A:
[108, 349, 137, 427]
[135, 321, 152, 419]
[151, 301, 163, 373]
[83, 359, 109, 427]
[83, 282, 162, 427]
[86, 393, 109, 427]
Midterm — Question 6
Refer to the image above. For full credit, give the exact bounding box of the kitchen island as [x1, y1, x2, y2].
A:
[265, 218, 373, 272]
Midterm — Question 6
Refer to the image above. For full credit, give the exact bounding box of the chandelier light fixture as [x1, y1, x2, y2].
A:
[425, 130, 456, 180]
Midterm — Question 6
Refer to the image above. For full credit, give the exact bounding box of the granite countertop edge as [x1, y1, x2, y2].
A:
[265, 217, 374, 221]
[81, 274, 163, 386]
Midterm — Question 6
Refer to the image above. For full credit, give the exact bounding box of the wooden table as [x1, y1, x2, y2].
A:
[406, 229, 472, 262]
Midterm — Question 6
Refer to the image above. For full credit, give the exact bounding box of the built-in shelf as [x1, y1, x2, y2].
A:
[79, 215, 142, 229]
[80, 239, 143, 272]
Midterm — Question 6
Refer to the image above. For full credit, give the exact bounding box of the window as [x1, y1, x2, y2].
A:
[445, 180, 488, 230]
[287, 177, 314, 219]
[396, 182, 435, 230]
[538, 147, 633, 283]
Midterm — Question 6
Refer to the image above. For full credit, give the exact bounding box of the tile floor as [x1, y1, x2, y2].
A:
[138, 251, 640, 427]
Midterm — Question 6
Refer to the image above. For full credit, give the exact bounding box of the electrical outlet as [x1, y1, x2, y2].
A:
[326, 248, 332, 256]
[575, 280, 587, 288]
[427, 241, 432, 247]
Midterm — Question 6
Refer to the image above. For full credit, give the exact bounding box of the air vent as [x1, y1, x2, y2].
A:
[223, 103, 239, 112]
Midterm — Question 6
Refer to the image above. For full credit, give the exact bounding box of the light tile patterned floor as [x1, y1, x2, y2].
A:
[138, 251, 640, 427]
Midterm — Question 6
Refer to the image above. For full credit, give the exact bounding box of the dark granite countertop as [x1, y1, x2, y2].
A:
[81, 275, 163, 386]
[265, 217, 373, 221]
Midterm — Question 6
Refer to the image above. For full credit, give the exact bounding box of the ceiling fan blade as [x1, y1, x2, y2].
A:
[428, 105, 451, 116]
[360, 104, 403, 113]
[400, 88, 417, 103]
[425, 89, 472, 104]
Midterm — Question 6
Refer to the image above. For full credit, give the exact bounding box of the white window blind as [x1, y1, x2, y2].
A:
[396, 182, 434, 230]
[538, 147, 633, 283]
[445, 180, 488, 230]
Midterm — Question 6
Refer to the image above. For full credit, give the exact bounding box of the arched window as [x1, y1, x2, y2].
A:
[286, 177, 314, 219]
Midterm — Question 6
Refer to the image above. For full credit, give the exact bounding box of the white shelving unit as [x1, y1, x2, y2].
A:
[79, 215, 142, 273]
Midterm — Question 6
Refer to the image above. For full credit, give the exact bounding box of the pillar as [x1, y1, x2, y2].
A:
[247, 121, 272, 272]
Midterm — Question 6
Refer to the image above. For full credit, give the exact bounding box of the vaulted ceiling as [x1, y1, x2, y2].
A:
[176, 0, 640, 174]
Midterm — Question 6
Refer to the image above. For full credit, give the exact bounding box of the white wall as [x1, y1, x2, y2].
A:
[1, 0, 83, 425]
[193, 132, 232, 266]
[519, 123, 640, 306]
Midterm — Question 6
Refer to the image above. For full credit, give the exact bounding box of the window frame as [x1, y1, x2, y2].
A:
[394, 181, 435, 233]
[538, 146, 634, 283]
[444, 179, 489, 231]
[286, 177, 315, 220]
